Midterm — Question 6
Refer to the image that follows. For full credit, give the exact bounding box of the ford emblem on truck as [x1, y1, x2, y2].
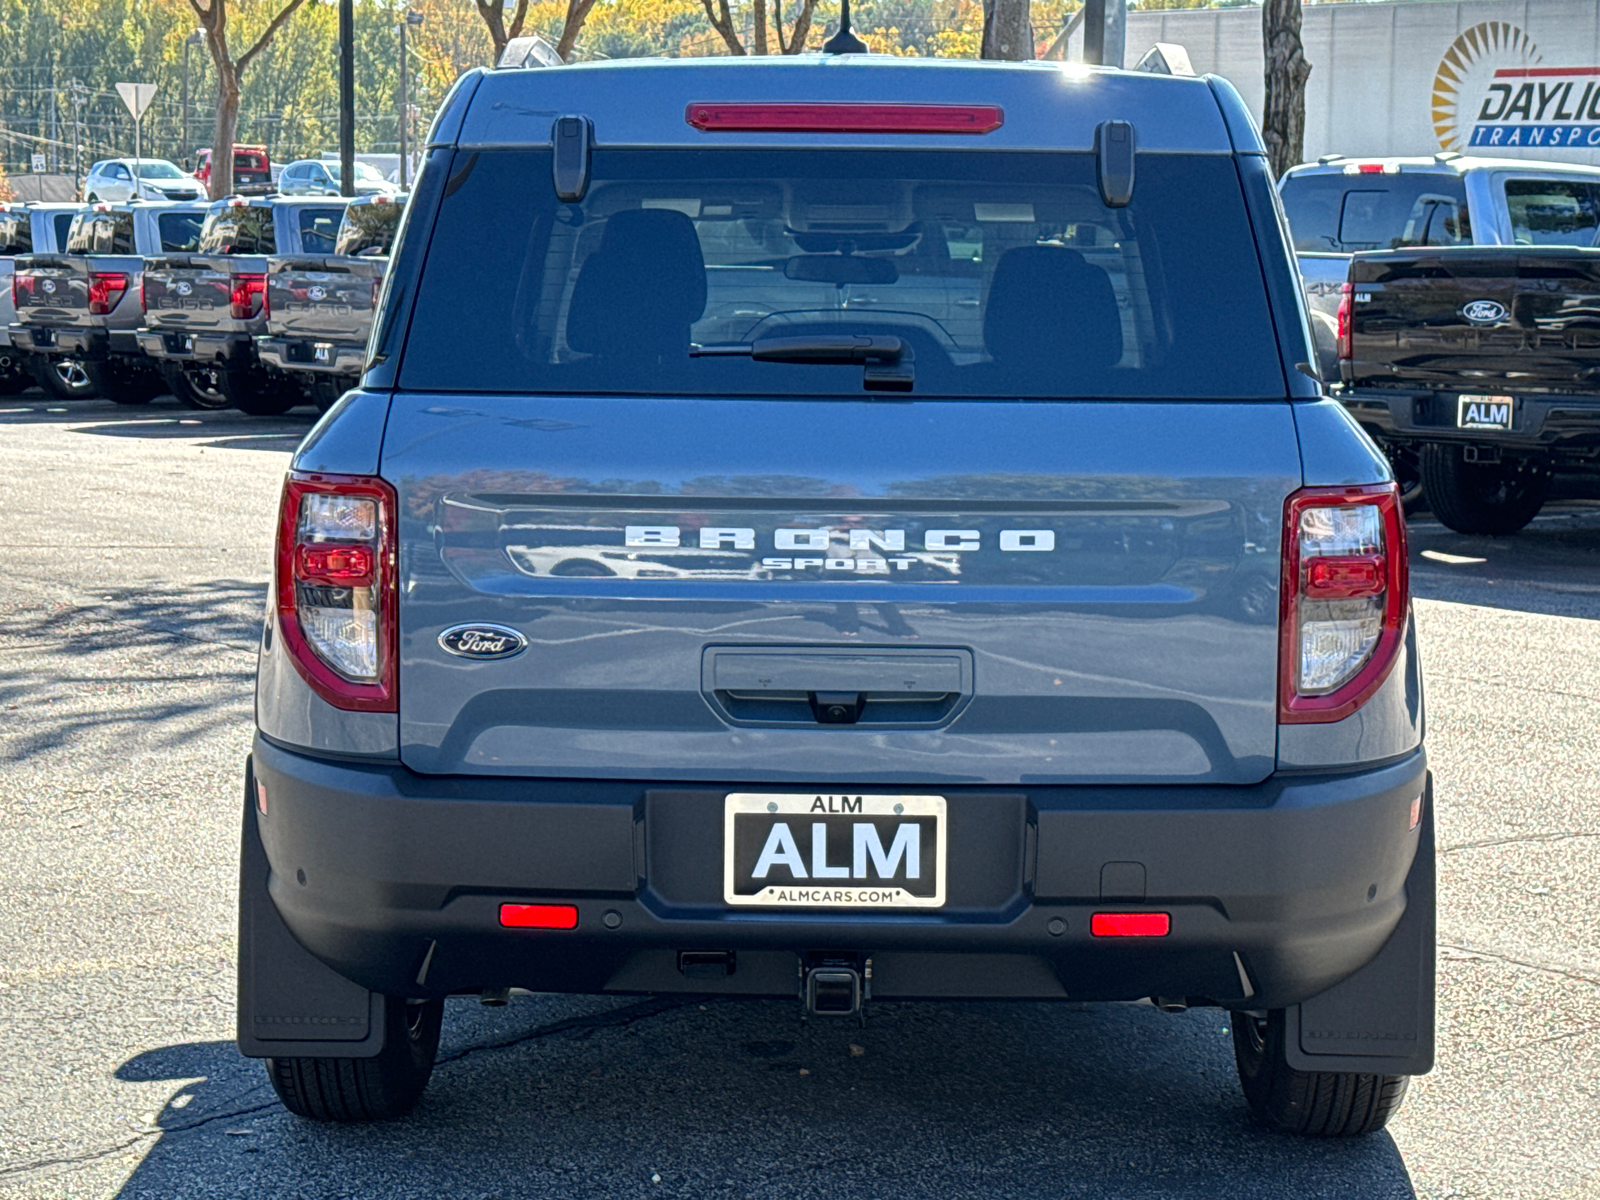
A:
[438, 623, 527, 660]
[1461, 299, 1507, 325]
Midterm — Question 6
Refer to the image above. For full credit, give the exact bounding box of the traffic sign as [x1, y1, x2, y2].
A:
[30, 153, 46, 174]
[115, 83, 157, 119]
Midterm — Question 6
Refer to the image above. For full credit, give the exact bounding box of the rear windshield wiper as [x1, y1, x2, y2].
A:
[691, 335, 914, 393]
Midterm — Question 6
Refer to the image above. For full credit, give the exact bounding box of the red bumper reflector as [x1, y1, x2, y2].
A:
[686, 102, 1004, 135]
[1409, 794, 1423, 831]
[1091, 912, 1171, 937]
[500, 903, 579, 930]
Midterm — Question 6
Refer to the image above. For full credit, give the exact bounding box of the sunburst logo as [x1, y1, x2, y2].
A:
[1432, 23, 1541, 152]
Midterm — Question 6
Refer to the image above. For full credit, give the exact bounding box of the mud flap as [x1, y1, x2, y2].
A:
[1283, 774, 1435, 1076]
[237, 756, 387, 1059]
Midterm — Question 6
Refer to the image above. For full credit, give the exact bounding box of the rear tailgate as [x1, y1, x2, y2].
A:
[12, 254, 91, 328]
[385, 396, 1298, 786]
[142, 253, 266, 334]
[265, 255, 385, 342]
[1347, 246, 1600, 392]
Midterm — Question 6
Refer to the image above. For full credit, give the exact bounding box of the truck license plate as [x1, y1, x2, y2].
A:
[723, 793, 946, 908]
[1457, 394, 1513, 431]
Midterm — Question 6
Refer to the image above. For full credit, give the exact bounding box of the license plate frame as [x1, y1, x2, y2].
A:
[1457, 394, 1514, 431]
[722, 793, 947, 909]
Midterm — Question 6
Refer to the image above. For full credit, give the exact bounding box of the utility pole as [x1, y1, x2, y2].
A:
[339, 0, 356, 197]
[49, 57, 58, 172]
[69, 81, 86, 197]
[398, 10, 423, 189]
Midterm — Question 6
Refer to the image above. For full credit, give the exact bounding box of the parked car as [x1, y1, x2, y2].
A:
[0, 201, 95, 399]
[240, 56, 1433, 1137]
[195, 145, 274, 193]
[1278, 155, 1600, 383]
[84, 158, 205, 204]
[9, 201, 215, 406]
[1338, 243, 1600, 534]
[278, 158, 400, 198]
[137, 195, 349, 414]
[257, 194, 405, 411]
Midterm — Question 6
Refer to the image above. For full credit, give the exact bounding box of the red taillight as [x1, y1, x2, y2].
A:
[1336, 282, 1353, 362]
[1279, 484, 1408, 725]
[274, 473, 397, 712]
[88, 270, 129, 316]
[13, 273, 35, 308]
[1343, 162, 1399, 175]
[500, 904, 579, 930]
[230, 271, 267, 320]
[686, 102, 1004, 134]
[1091, 913, 1171, 937]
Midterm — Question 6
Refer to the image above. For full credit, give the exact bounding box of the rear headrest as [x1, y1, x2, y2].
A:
[566, 209, 707, 360]
[984, 245, 1123, 372]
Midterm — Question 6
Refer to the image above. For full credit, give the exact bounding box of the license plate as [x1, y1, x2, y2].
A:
[314, 343, 332, 363]
[723, 793, 946, 908]
[1458, 394, 1513, 431]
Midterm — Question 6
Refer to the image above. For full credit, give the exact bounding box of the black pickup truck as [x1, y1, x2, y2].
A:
[257, 195, 404, 412]
[1339, 245, 1600, 534]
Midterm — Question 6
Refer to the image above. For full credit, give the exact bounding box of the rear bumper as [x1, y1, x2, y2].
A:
[14, 325, 142, 361]
[136, 328, 256, 366]
[249, 735, 1429, 1011]
[1343, 388, 1600, 460]
[257, 335, 366, 376]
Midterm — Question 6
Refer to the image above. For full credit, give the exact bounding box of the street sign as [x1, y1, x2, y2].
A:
[115, 83, 157, 119]
[30, 153, 46, 174]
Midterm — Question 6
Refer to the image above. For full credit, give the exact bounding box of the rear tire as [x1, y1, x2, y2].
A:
[1233, 1010, 1409, 1137]
[162, 363, 231, 410]
[28, 355, 95, 400]
[219, 368, 301, 416]
[1420, 443, 1550, 535]
[265, 995, 443, 1122]
[83, 359, 162, 406]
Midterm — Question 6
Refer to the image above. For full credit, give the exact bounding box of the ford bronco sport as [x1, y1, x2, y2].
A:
[241, 53, 1433, 1136]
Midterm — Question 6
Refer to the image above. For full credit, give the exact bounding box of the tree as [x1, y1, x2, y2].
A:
[700, 0, 821, 55]
[980, 0, 1029, 60]
[1262, 0, 1311, 178]
[475, 0, 598, 62]
[189, 0, 312, 199]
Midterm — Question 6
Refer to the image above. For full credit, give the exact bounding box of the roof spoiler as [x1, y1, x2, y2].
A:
[499, 34, 564, 69]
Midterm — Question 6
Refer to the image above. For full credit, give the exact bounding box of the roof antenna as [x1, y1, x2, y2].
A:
[822, 0, 868, 54]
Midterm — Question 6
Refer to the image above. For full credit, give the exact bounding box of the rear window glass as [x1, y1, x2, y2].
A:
[66, 212, 135, 254]
[199, 205, 275, 254]
[298, 206, 345, 254]
[53, 213, 75, 250]
[336, 200, 404, 257]
[158, 212, 204, 252]
[400, 149, 1284, 399]
[0, 211, 30, 255]
[1280, 172, 1470, 252]
[1505, 179, 1600, 246]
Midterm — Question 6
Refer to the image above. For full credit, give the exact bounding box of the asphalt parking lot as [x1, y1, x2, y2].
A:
[0, 395, 1596, 1200]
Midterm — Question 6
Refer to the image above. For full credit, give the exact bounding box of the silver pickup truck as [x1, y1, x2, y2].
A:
[257, 194, 405, 412]
[0, 202, 95, 400]
[138, 195, 348, 415]
[1280, 155, 1600, 385]
[9, 201, 210, 406]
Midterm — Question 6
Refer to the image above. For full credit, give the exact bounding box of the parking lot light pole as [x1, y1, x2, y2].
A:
[182, 30, 203, 168]
[398, 10, 423, 190]
[339, 0, 355, 197]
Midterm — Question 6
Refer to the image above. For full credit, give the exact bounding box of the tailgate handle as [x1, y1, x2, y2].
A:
[705, 649, 971, 728]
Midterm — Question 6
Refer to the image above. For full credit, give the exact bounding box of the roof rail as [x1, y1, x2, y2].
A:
[1317, 153, 1345, 164]
[1434, 151, 1462, 162]
[499, 34, 564, 69]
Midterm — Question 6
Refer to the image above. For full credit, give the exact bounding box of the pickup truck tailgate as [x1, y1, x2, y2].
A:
[266, 256, 385, 341]
[385, 396, 1299, 785]
[1348, 246, 1600, 391]
[142, 253, 265, 333]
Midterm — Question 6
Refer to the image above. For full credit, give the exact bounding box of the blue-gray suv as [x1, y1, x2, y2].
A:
[240, 50, 1433, 1135]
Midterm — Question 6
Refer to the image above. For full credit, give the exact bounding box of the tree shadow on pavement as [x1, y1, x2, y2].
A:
[106, 997, 1417, 1200]
[1408, 501, 1600, 621]
[0, 394, 314, 446]
[0, 579, 264, 762]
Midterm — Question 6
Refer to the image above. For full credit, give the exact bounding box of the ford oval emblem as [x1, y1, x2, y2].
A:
[1461, 299, 1507, 325]
[41, 279, 56, 294]
[438, 623, 527, 660]
[175, 281, 193, 296]
[307, 285, 328, 301]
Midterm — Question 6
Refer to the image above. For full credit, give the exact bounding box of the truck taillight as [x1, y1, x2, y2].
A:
[1336, 282, 1353, 362]
[274, 473, 397, 712]
[1279, 484, 1408, 724]
[12, 273, 34, 308]
[88, 271, 129, 315]
[230, 272, 268, 320]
